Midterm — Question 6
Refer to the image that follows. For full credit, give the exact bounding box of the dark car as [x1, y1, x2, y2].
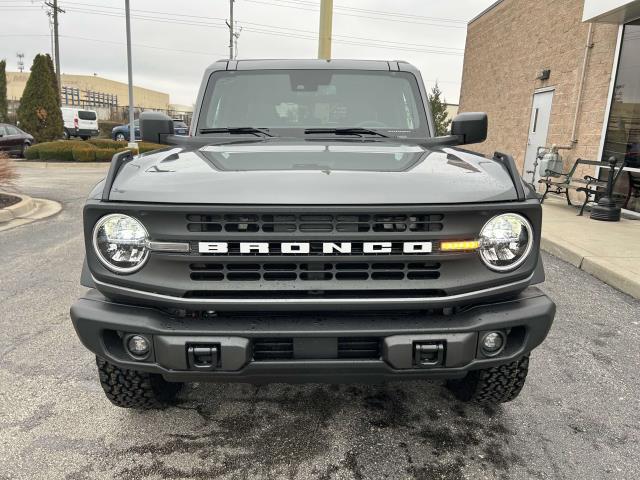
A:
[111, 120, 140, 142]
[173, 119, 189, 136]
[0, 123, 34, 157]
[71, 59, 555, 410]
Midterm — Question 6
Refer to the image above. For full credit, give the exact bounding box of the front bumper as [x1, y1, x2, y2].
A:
[70, 287, 555, 383]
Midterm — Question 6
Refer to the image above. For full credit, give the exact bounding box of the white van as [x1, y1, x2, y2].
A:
[61, 107, 100, 140]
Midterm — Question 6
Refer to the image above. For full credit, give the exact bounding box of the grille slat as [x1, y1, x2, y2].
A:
[187, 212, 443, 234]
[189, 262, 441, 282]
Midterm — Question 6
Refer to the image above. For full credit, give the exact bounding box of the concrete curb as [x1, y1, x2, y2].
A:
[0, 193, 36, 222]
[541, 236, 640, 299]
[0, 193, 62, 232]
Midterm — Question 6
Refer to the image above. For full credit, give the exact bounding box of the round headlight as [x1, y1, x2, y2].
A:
[92, 214, 149, 273]
[478, 213, 533, 272]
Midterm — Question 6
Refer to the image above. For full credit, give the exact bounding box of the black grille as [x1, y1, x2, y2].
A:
[253, 338, 293, 360]
[252, 337, 380, 361]
[186, 213, 444, 234]
[338, 337, 380, 359]
[190, 261, 440, 282]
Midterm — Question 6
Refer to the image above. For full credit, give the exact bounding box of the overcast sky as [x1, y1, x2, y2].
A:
[1, 0, 495, 106]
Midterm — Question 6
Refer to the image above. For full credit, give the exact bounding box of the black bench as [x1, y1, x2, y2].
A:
[538, 157, 626, 216]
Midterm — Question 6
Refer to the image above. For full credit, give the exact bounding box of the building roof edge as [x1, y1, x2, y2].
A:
[468, 0, 504, 24]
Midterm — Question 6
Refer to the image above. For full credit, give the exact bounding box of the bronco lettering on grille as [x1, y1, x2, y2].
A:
[198, 241, 433, 255]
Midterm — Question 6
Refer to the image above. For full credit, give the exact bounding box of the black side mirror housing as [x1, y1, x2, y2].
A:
[140, 111, 174, 144]
[451, 112, 488, 145]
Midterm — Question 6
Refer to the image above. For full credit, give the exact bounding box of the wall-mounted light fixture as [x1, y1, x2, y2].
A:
[537, 69, 551, 81]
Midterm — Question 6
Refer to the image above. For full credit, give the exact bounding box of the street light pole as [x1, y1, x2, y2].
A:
[317, 0, 333, 60]
[125, 0, 136, 147]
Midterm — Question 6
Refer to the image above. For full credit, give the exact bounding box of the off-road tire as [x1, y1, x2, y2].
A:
[96, 357, 182, 409]
[446, 355, 529, 405]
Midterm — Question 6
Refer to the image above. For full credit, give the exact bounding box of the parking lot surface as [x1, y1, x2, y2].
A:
[1, 165, 639, 480]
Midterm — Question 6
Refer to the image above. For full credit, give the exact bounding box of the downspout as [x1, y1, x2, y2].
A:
[560, 23, 595, 150]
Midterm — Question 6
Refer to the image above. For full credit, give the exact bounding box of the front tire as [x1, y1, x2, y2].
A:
[20, 142, 30, 158]
[63, 129, 70, 140]
[96, 357, 182, 409]
[446, 355, 529, 405]
[115, 133, 126, 142]
[80, 136, 90, 141]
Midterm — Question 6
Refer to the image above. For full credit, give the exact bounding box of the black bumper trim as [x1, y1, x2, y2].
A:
[70, 287, 555, 382]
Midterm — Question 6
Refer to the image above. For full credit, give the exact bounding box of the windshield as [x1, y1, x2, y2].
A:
[197, 70, 428, 137]
[78, 110, 97, 121]
[173, 121, 188, 128]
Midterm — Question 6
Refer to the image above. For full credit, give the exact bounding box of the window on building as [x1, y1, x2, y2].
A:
[601, 19, 640, 212]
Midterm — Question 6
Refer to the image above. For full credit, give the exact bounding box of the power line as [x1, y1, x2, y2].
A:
[265, 0, 466, 24]
[243, 0, 467, 28]
[57, 4, 464, 55]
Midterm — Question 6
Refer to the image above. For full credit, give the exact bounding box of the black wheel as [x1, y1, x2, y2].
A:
[115, 132, 126, 141]
[21, 142, 31, 158]
[446, 355, 529, 405]
[80, 136, 89, 141]
[63, 129, 70, 140]
[96, 357, 182, 409]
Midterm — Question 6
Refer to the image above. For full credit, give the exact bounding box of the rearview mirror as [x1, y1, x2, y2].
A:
[451, 112, 487, 145]
[140, 111, 174, 144]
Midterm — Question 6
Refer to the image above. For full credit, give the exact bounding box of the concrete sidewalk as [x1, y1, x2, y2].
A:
[541, 197, 640, 299]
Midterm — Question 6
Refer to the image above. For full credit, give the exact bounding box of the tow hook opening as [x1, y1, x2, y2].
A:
[187, 344, 220, 370]
[413, 342, 445, 368]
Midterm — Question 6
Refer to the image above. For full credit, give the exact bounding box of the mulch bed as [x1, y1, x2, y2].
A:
[0, 193, 21, 209]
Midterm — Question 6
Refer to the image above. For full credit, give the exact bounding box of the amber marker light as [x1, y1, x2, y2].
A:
[440, 240, 480, 252]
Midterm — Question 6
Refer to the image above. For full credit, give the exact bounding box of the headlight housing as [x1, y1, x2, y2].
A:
[478, 213, 533, 272]
[92, 214, 149, 273]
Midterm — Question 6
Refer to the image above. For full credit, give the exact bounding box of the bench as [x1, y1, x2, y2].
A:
[538, 157, 626, 216]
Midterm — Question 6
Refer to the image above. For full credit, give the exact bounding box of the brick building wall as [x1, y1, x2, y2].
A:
[459, 0, 619, 183]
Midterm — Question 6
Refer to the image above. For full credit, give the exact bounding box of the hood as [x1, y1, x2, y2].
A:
[107, 139, 519, 204]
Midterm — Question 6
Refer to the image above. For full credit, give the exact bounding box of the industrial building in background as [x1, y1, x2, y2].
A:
[5, 71, 191, 123]
[459, 0, 640, 215]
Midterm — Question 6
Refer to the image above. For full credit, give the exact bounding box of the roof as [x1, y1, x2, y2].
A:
[207, 58, 414, 72]
[468, 0, 504, 24]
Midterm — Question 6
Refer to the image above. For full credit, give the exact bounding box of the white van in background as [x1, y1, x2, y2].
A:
[61, 107, 100, 140]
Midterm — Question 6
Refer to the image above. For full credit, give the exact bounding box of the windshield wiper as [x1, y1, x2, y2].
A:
[199, 127, 274, 137]
[304, 127, 388, 138]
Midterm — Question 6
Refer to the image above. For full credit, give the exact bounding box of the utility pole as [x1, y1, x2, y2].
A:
[227, 0, 234, 60]
[317, 0, 333, 60]
[125, 0, 136, 147]
[44, 0, 64, 89]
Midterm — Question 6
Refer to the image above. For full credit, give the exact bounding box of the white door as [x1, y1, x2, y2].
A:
[523, 90, 554, 184]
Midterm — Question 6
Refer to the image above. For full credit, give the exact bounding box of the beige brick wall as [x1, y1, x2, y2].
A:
[459, 0, 619, 182]
[7, 72, 170, 110]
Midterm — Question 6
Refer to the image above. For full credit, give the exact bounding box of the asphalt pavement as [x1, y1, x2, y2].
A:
[1, 164, 639, 480]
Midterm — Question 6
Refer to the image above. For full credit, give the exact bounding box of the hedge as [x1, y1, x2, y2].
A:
[86, 138, 127, 149]
[23, 140, 166, 161]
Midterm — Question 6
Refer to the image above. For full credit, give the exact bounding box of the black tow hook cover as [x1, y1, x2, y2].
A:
[413, 342, 445, 368]
[187, 344, 220, 370]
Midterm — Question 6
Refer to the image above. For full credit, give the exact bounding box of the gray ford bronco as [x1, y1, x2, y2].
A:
[70, 59, 555, 409]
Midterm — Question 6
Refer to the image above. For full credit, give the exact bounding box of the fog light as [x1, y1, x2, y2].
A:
[127, 335, 150, 357]
[481, 332, 504, 355]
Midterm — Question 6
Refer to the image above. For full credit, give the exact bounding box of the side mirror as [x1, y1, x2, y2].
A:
[140, 111, 174, 144]
[451, 112, 487, 145]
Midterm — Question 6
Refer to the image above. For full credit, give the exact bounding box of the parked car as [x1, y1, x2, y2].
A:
[111, 120, 140, 142]
[61, 107, 100, 140]
[0, 123, 34, 157]
[173, 119, 189, 136]
[71, 59, 555, 410]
